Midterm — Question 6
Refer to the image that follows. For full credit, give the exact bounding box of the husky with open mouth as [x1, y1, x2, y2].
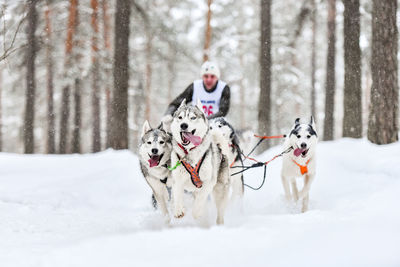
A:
[281, 116, 318, 212]
[139, 121, 172, 216]
[170, 99, 230, 224]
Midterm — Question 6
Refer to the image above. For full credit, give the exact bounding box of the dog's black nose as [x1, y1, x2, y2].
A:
[151, 148, 158, 154]
[301, 143, 307, 149]
[180, 123, 188, 130]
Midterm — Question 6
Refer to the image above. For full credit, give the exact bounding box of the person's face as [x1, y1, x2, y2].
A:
[202, 74, 218, 90]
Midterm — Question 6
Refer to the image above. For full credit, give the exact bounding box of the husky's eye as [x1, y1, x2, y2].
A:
[147, 141, 151, 145]
[307, 135, 311, 139]
[297, 135, 301, 138]
[210, 126, 213, 130]
[160, 141, 164, 144]
[191, 117, 196, 120]
[178, 116, 183, 120]
[218, 125, 222, 128]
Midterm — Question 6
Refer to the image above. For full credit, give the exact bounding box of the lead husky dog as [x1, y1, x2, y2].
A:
[139, 121, 172, 216]
[281, 117, 318, 212]
[209, 117, 244, 201]
[170, 99, 230, 224]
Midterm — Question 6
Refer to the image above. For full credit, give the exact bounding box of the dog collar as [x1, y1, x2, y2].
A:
[292, 159, 310, 175]
[178, 143, 197, 155]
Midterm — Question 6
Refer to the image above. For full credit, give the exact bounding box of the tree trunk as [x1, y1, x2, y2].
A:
[108, 0, 130, 150]
[342, 0, 362, 138]
[323, 0, 336, 141]
[71, 78, 81, 153]
[91, 0, 101, 152]
[59, 0, 78, 154]
[102, 0, 112, 149]
[310, 0, 317, 118]
[45, 5, 56, 154]
[24, 0, 38, 154]
[258, 0, 272, 153]
[203, 0, 213, 62]
[368, 0, 398, 144]
[59, 86, 70, 153]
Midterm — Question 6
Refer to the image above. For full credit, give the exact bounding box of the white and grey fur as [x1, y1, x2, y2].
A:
[209, 117, 244, 201]
[139, 121, 172, 216]
[281, 116, 318, 212]
[170, 99, 230, 224]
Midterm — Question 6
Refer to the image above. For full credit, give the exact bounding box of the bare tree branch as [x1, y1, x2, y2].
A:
[289, 0, 311, 48]
[0, 10, 27, 62]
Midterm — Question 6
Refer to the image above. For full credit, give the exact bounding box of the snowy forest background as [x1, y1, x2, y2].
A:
[0, 0, 398, 154]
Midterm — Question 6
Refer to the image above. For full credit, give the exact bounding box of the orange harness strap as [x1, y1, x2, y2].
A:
[177, 151, 208, 188]
[292, 159, 310, 175]
[254, 134, 286, 139]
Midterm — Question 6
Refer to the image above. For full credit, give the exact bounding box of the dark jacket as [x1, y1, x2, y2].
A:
[165, 81, 230, 119]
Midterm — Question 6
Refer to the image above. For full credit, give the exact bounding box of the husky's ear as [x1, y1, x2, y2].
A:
[294, 118, 300, 126]
[310, 116, 316, 127]
[160, 114, 172, 133]
[141, 120, 152, 138]
[178, 98, 187, 109]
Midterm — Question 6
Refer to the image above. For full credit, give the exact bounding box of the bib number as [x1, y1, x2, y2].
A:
[202, 105, 214, 116]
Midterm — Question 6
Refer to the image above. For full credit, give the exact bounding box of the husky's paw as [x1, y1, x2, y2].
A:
[174, 209, 185, 219]
[216, 216, 224, 225]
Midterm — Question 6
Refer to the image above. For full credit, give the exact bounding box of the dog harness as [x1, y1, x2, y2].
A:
[292, 159, 311, 175]
[177, 151, 208, 188]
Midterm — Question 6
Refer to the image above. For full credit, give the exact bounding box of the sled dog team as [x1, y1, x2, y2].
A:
[139, 99, 318, 224]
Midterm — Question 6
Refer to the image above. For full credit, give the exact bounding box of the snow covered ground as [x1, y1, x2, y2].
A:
[0, 138, 399, 267]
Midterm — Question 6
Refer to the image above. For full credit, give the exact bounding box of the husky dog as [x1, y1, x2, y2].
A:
[139, 121, 172, 216]
[170, 99, 230, 224]
[209, 117, 244, 201]
[281, 117, 318, 212]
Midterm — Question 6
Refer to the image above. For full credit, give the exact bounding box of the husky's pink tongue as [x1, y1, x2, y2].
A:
[148, 156, 160, 167]
[294, 148, 305, 157]
[182, 132, 202, 146]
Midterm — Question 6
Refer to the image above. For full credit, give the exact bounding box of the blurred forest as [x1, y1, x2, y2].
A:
[0, 0, 398, 154]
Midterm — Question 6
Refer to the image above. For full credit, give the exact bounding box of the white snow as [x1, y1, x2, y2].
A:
[0, 138, 399, 267]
